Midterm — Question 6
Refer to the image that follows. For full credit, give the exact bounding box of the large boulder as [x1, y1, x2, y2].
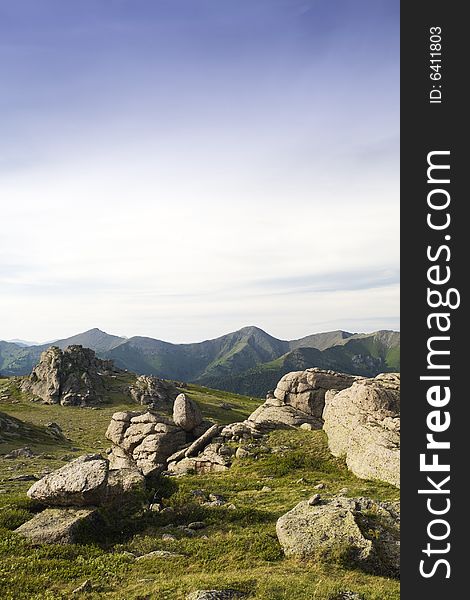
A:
[273, 368, 358, 418]
[323, 373, 400, 487]
[173, 393, 203, 432]
[129, 375, 178, 406]
[27, 454, 109, 506]
[15, 507, 100, 544]
[106, 411, 187, 476]
[276, 496, 400, 576]
[20, 345, 117, 406]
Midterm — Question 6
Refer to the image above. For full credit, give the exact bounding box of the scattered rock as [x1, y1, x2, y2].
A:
[300, 423, 314, 431]
[260, 486, 272, 492]
[235, 447, 252, 459]
[323, 373, 400, 487]
[15, 507, 100, 544]
[4, 447, 36, 459]
[314, 483, 325, 490]
[188, 521, 206, 530]
[173, 393, 203, 432]
[187, 591, 247, 600]
[72, 580, 92, 594]
[6, 474, 38, 482]
[308, 494, 322, 506]
[162, 533, 177, 541]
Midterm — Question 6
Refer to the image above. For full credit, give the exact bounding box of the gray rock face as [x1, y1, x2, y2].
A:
[27, 454, 108, 506]
[323, 373, 400, 487]
[20, 345, 117, 406]
[276, 496, 399, 576]
[129, 375, 178, 406]
[173, 393, 203, 432]
[106, 411, 186, 476]
[15, 507, 100, 544]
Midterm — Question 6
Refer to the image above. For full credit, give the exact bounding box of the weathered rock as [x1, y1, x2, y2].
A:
[129, 375, 178, 406]
[221, 369, 357, 439]
[20, 345, 118, 406]
[187, 591, 247, 600]
[15, 507, 100, 544]
[184, 424, 220, 457]
[323, 373, 400, 487]
[4, 446, 36, 459]
[168, 444, 232, 475]
[27, 454, 108, 506]
[273, 368, 358, 418]
[173, 393, 203, 432]
[245, 400, 323, 432]
[105, 468, 146, 511]
[72, 580, 92, 594]
[106, 411, 186, 476]
[276, 496, 399, 576]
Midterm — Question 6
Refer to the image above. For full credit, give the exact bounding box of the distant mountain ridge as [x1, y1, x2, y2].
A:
[0, 326, 400, 396]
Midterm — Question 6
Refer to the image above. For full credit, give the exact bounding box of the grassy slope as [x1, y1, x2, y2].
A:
[0, 377, 399, 600]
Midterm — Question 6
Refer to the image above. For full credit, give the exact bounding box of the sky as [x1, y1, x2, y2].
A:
[0, 0, 399, 344]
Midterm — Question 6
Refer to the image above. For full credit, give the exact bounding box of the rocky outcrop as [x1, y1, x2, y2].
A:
[276, 495, 400, 576]
[15, 507, 100, 544]
[323, 373, 400, 487]
[20, 345, 118, 406]
[221, 369, 357, 439]
[129, 375, 178, 406]
[173, 393, 203, 432]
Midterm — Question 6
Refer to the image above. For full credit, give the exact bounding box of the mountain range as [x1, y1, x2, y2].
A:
[0, 326, 400, 397]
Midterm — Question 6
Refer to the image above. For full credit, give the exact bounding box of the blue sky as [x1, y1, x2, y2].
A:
[0, 0, 399, 343]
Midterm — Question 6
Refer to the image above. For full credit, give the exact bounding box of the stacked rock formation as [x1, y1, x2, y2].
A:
[105, 393, 224, 476]
[129, 375, 178, 406]
[323, 373, 400, 487]
[15, 454, 145, 544]
[20, 345, 118, 406]
[221, 369, 358, 439]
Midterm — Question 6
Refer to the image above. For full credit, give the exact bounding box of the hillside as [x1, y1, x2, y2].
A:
[1, 327, 400, 397]
[0, 375, 399, 600]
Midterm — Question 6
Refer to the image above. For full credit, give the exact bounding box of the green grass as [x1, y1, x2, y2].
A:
[0, 377, 399, 600]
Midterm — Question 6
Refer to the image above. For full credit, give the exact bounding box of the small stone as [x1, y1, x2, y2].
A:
[208, 494, 225, 503]
[314, 483, 325, 489]
[296, 477, 306, 484]
[149, 503, 162, 512]
[72, 580, 92, 594]
[235, 447, 252, 459]
[300, 423, 314, 431]
[162, 533, 177, 541]
[308, 494, 321, 506]
[260, 486, 272, 492]
[338, 487, 349, 495]
[188, 521, 206, 530]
